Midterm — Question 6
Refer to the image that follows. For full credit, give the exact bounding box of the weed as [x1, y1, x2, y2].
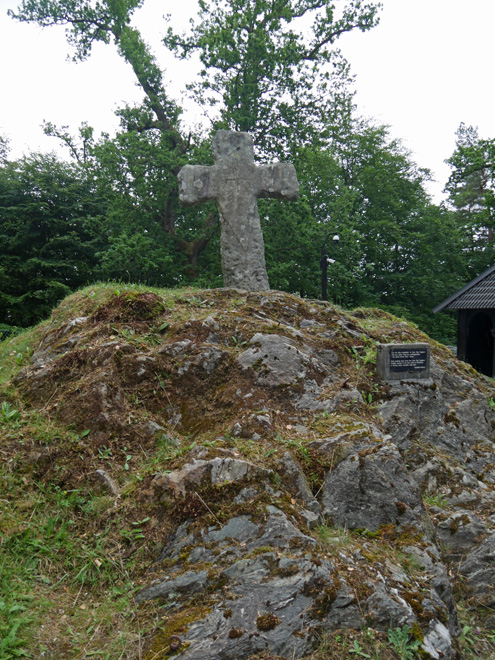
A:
[423, 493, 448, 509]
[0, 326, 39, 385]
[311, 628, 391, 660]
[459, 624, 478, 652]
[98, 445, 113, 461]
[231, 335, 248, 351]
[275, 432, 309, 457]
[387, 625, 421, 659]
[0, 577, 32, 659]
[316, 525, 354, 549]
[121, 517, 150, 543]
[399, 552, 424, 576]
[122, 446, 133, 471]
[349, 639, 372, 657]
[1, 283, 493, 659]
[70, 428, 90, 443]
[1, 401, 20, 424]
[456, 601, 495, 659]
[347, 335, 377, 371]
[155, 320, 170, 333]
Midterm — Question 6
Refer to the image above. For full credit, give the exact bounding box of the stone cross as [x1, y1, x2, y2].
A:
[178, 130, 299, 291]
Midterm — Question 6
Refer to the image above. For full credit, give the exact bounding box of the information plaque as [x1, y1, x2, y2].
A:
[376, 343, 431, 381]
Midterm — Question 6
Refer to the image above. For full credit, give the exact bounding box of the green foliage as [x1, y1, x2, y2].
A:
[0, 324, 22, 341]
[10, 0, 143, 64]
[95, 230, 177, 286]
[387, 626, 422, 659]
[445, 123, 495, 277]
[164, 0, 380, 155]
[423, 493, 448, 509]
[349, 639, 372, 657]
[10, 0, 219, 279]
[0, 134, 10, 164]
[0, 571, 32, 659]
[87, 117, 221, 283]
[260, 117, 464, 343]
[0, 153, 107, 326]
[1, 401, 21, 424]
[5, 0, 473, 345]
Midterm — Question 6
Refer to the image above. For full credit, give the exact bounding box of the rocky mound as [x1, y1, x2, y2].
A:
[9, 285, 495, 659]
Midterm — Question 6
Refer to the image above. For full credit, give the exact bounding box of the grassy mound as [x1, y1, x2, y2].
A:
[0, 283, 491, 659]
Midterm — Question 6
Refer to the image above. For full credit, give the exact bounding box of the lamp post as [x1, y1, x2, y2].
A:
[320, 232, 339, 301]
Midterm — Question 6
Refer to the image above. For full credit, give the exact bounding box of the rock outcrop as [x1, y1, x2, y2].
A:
[11, 286, 495, 659]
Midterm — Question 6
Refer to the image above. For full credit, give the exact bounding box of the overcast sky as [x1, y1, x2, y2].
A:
[1, 0, 494, 202]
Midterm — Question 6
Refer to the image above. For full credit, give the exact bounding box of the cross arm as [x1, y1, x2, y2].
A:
[257, 163, 299, 201]
[178, 164, 218, 206]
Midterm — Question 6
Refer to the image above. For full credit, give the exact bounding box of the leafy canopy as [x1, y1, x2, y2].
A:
[445, 123, 495, 276]
[164, 0, 381, 154]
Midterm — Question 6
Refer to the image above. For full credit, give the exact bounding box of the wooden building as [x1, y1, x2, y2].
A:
[434, 264, 495, 377]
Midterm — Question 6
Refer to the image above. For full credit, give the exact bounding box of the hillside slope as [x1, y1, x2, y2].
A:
[2, 284, 495, 660]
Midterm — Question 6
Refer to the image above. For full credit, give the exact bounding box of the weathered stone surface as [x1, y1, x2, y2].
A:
[319, 442, 424, 531]
[237, 333, 312, 385]
[178, 130, 298, 291]
[275, 451, 319, 509]
[167, 559, 324, 659]
[309, 422, 389, 456]
[403, 544, 460, 638]
[436, 511, 488, 560]
[459, 534, 495, 605]
[315, 348, 340, 368]
[157, 507, 316, 566]
[422, 622, 455, 660]
[152, 457, 272, 498]
[136, 570, 208, 603]
[158, 340, 230, 377]
[17, 287, 495, 658]
[363, 587, 415, 628]
[379, 360, 495, 467]
[94, 469, 119, 496]
[140, 501, 459, 660]
[28, 316, 88, 369]
[236, 333, 334, 392]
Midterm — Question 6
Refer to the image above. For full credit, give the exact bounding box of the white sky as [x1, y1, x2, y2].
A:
[1, 0, 494, 202]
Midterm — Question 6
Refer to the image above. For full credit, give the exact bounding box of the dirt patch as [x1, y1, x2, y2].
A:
[89, 291, 168, 323]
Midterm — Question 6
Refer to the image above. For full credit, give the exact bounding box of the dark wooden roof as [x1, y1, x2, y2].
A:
[434, 264, 495, 312]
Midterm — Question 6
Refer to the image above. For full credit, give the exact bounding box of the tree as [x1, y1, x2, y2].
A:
[0, 153, 106, 326]
[9, 0, 182, 143]
[164, 0, 381, 156]
[0, 136, 10, 165]
[9, 0, 216, 269]
[9, 0, 382, 280]
[445, 123, 495, 276]
[260, 116, 463, 343]
[8, 0, 459, 345]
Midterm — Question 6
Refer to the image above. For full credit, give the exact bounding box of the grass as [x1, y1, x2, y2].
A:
[315, 525, 356, 549]
[308, 624, 427, 659]
[0, 330, 37, 386]
[0, 395, 164, 658]
[0, 471, 159, 658]
[0, 288, 381, 657]
[0, 561, 34, 659]
[0, 296, 201, 657]
[456, 602, 495, 660]
[423, 492, 449, 509]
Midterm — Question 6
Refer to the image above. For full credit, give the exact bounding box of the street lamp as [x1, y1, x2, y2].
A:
[320, 232, 339, 301]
